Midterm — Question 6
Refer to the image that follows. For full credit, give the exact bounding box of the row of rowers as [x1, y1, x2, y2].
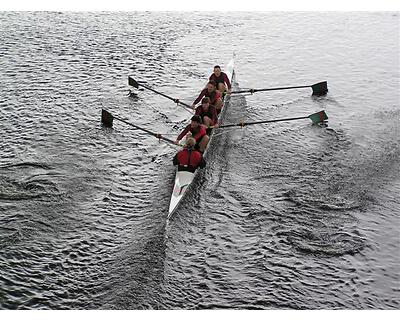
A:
[174, 65, 231, 151]
[172, 65, 231, 173]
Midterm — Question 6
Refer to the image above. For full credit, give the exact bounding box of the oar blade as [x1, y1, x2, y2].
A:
[309, 110, 328, 124]
[101, 109, 113, 127]
[128, 76, 139, 89]
[311, 81, 328, 96]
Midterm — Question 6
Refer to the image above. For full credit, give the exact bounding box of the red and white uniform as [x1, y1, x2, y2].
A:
[209, 72, 231, 90]
[195, 104, 218, 126]
[177, 124, 207, 143]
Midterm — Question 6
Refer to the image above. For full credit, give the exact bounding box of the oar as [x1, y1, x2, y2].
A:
[101, 109, 179, 146]
[230, 81, 328, 96]
[128, 76, 193, 113]
[217, 110, 328, 128]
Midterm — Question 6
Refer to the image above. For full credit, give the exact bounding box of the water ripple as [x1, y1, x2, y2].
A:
[1, 12, 399, 310]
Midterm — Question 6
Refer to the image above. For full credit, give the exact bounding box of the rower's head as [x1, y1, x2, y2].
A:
[213, 65, 221, 77]
[207, 80, 216, 92]
[185, 137, 196, 149]
[190, 115, 202, 128]
[201, 97, 210, 109]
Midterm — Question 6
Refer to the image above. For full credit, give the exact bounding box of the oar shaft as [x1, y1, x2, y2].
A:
[139, 84, 193, 109]
[113, 115, 176, 145]
[141, 84, 174, 102]
[232, 85, 310, 94]
[219, 115, 309, 128]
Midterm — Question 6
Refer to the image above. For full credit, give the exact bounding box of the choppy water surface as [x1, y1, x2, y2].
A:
[0, 12, 399, 309]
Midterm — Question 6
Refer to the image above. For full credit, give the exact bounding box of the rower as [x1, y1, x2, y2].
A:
[175, 115, 209, 153]
[195, 97, 218, 128]
[191, 80, 223, 113]
[209, 65, 232, 94]
[172, 137, 206, 173]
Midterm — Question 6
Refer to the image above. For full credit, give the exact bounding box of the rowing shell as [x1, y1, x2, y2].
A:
[168, 58, 235, 219]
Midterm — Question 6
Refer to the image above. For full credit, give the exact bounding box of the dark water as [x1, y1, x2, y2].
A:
[0, 12, 399, 309]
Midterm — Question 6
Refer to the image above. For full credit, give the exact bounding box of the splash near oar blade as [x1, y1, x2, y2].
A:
[308, 110, 328, 124]
[102, 109, 114, 127]
[311, 81, 328, 96]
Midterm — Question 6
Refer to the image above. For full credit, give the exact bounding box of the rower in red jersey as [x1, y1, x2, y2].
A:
[175, 115, 209, 153]
[209, 65, 232, 94]
[195, 97, 218, 128]
[191, 80, 223, 113]
[173, 137, 206, 173]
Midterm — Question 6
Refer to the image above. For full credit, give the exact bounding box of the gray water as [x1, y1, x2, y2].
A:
[0, 12, 399, 309]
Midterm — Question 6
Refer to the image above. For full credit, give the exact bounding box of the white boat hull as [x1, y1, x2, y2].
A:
[168, 171, 195, 218]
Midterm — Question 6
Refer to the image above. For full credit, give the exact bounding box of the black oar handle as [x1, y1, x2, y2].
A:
[219, 115, 309, 128]
[113, 115, 177, 145]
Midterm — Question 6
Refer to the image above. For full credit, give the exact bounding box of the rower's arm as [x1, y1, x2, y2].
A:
[213, 109, 218, 125]
[193, 89, 206, 105]
[224, 73, 232, 89]
[177, 125, 190, 141]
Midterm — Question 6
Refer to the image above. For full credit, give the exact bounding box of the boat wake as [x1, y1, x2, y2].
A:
[283, 227, 366, 257]
[0, 162, 62, 201]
